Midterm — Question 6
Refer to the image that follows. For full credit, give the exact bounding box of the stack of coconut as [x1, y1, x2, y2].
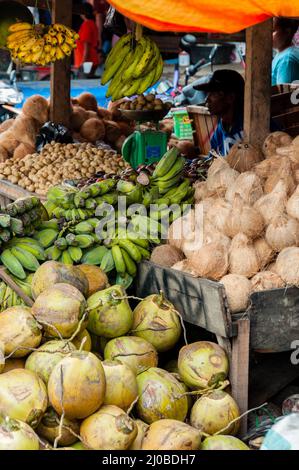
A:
[0, 95, 49, 162]
[70, 93, 134, 152]
[151, 131, 299, 314]
[0, 93, 135, 164]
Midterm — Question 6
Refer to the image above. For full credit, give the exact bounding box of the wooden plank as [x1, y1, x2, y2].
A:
[0, 179, 34, 201]
[274, 108, 299, 128]
[249, 352, 299, 408]
[50, 0, 72, 127]
[248, 287, 299, 352]
[244, 20, 273, 148]
[231, 318, 250, 436]
[271, 92, 299, 116]
[135, 261, 235, 338]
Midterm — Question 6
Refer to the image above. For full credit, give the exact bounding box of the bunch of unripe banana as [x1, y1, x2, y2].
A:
[102, 28, 164, 101]
[6, 21, 79, 66]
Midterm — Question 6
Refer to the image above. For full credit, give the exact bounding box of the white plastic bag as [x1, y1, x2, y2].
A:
[261, 413, 299, 450]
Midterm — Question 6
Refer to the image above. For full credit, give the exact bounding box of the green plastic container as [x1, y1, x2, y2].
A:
[172, 108, 193, 140]
[121, 130, 168, 169]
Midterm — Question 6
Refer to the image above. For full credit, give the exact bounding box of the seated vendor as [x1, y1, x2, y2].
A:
[194, 69, 245, 156]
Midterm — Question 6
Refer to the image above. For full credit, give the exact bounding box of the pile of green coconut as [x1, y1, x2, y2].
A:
[0, 261, 249, 450]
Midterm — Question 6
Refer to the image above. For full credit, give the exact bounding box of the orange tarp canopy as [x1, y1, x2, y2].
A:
[108, 0, 299, 33]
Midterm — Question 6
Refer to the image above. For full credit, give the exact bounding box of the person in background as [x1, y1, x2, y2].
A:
[92, 0, 109, 64]
[74, 2, 99, 77]
[272, 18, 299, 85]
[194, 69, 245, 156]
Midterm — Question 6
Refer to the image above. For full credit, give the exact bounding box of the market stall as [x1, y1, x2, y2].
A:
[1, 0, 299, 452]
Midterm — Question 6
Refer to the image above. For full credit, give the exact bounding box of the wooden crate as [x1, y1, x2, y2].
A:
[186, 105, 218, 154]
[135, 261, 299, 434]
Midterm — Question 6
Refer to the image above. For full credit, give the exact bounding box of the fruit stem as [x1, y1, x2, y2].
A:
[135, 24, 143, 41]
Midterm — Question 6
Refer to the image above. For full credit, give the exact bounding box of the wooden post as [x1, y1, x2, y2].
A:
[50, 0, 73, 127]
[230, 318, 250, 436]
[244, 19, 273, 148]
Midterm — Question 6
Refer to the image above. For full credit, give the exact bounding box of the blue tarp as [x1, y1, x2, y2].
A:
[16, 79, 109, 109]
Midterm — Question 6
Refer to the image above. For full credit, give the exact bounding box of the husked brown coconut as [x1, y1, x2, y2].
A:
[0, 144, 8, 162]
[116, 121, 133, 137]
[223, 196, 264, 240]
[254, 180, 287, 225]
[12, 115, 37, 147]
[80, 118, 105, 142]
[225, 172, 263, 205]
[114, 135, 126, 153]
[97, 107, 113, 120]
[276, 247, 299, 286]
[22, 95, 49, 124]
[70, 106, 88, 131]
[254, 238, 275, 270]
[13, 143, 35, 160]
[0, 119, 14, 133]
[0, 130, 19, 155]
[171, 260, 198, 276]
[104, 120, 122, 144]
[150, 245, 184, 268]
[262, 132, 292, 158]
[251, 271, 285, 292]
[264, 157, 296, 196]
[77, 92, 98, 112]
[227, 141, 263, 173]
[189, 242, 229, 281]
[220, 274, 251, 313]
[86, 110, 98, 120]
[265, 213, 299, 252]
[229, 233, 260, 278]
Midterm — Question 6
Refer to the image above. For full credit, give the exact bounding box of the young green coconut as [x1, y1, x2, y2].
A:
[200, 435, 249, 450]
[131, 293, 182, 352]
[104, 336, 158, 375]
[190, 390, 240, 436]
[178, 341, 229, 390]
[36, 407, 80, 447]
[102, 360, 138, 411]
[48, 351, 106, 420]
[25, 340, 76, 384]
[0, 416, 39, 450]
[80, 405, 137, 450]
[32, 283, 87, 339]
[136, 367, 188, 424]
[0, 369, 48, 428]
[141, 419, 201, 450]
[87, 285, 133, 338]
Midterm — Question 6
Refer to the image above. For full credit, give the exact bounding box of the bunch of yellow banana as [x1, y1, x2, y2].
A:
[103, 32, 164, 101]
[6, 22, 79, 66]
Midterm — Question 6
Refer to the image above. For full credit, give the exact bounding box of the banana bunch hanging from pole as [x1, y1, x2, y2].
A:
[6, 22, 79, 66]
[102, 25, 164, 101]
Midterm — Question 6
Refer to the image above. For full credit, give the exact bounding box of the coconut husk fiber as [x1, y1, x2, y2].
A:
[13, 143, 35, 161]
[80, 118, 105, 142]
[0, 130, 19, 155]
[0, 119, 14, 133]
[22, 95, 49, 124]
[11, 115, 37, 147]
[77, 92, 98, 112]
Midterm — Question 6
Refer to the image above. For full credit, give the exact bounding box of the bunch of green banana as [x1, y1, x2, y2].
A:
[0, 236, 45, 280]
[150, 147, 194, 202]
[102, 29, 164, 101]
[7, 21, 79, 66]
[0, 273, 33, 311]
